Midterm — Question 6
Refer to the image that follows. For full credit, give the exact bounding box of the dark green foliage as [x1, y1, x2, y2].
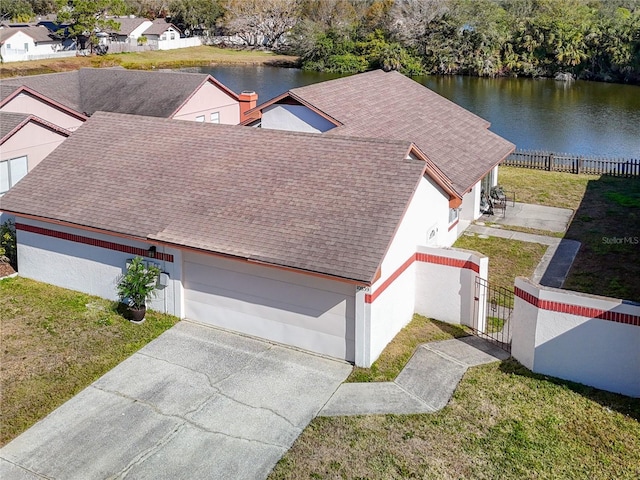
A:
[288, 0, 640, 83]
[116, 256, 161, 309]
[0, 220, 17, 269]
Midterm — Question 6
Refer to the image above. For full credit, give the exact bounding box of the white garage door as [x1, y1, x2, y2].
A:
[183, 252, 356, 362]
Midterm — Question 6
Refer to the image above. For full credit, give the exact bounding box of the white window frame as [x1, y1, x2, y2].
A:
[210, 112, 220, 124]
[1, 156, 28, 194]
[195, 115, 205, 122]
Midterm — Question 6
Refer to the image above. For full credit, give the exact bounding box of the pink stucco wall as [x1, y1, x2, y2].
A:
[172, 81, 240, 124]
[1, 121, 68, 171]
[1, 94, 84, 132]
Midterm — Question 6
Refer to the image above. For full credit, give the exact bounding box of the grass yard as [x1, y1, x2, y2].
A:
[0, 276, 179, 447]
[0, 45, 298, 78]
[347, 315, 469, 383]
[270, 355, 640, 480]
[498, 167, 640, 301]
[454, 235, 547, 290]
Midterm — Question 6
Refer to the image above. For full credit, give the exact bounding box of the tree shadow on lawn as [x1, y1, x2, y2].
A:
[499, 359, 640, 421]
[561, 175, 640, 302]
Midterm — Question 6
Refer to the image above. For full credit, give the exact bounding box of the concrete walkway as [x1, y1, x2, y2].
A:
[0, 321, 351, 480]
[468, 202, 581, 288]
[482, 202, 574, 233]
[320, 336, 509, 416]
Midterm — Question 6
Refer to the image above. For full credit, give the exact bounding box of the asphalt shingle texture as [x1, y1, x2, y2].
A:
[1, 68, 210, 117]
[288, 70, 515, 194]
[0, 111, 30, 141]
[0, 112, 426, 283]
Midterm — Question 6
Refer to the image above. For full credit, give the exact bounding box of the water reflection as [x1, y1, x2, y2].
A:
[183, 66, 640, 157]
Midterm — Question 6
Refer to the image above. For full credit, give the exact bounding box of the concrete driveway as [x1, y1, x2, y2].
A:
[0, 321, 352, 479]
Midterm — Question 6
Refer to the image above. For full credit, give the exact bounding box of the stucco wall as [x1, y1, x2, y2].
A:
[0, 121, 67, 171]
[366, 175, 453, 363]
[512, 277, 640, 397]
[15, 218, 183, 317]
[173, 81, 240, 124]
[415, 246, 488, 326]
[460, 181, 481, 222]
[261, 105, 336, 133]
[1, 94, 84, 131]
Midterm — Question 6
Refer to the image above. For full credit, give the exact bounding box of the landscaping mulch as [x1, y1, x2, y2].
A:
[0, 263, 16, 278]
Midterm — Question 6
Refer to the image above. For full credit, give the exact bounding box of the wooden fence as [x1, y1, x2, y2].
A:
[503, 150, 640, 177]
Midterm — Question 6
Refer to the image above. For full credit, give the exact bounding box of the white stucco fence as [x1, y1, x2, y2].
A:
[512, 277, 640, 397]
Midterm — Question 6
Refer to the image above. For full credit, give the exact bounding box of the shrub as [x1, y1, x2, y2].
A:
[116, 257, 160, 309]
[0, 220, 17, 268]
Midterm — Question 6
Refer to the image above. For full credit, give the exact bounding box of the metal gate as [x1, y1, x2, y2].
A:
[472, 277, 513, 353]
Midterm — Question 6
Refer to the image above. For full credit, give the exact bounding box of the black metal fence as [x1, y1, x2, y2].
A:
[503, 150, 640, 177]
[472, 277, 513, 353]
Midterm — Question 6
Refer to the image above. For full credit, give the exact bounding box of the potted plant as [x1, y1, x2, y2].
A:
[116, 256, 160, 323]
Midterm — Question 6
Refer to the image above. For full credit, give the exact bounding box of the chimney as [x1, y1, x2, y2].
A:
[238, 90, 258, 123]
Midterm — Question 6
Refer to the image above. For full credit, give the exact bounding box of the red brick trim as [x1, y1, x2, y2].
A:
[365, 252, 480, 303]
[514, 286, 640, 326]
[16, 223, 174, 263]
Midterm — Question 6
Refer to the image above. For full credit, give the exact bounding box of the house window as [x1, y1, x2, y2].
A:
[170, 32, 175, 40]
[161, 34, 166, 40]
[449, 207, 459, 224]
[210, 112, 220, 124]
[195, 115, 205, 122]
[0, 156, 28, 194]
[6, 43, 10, 50]
[24, 43, 29, 51]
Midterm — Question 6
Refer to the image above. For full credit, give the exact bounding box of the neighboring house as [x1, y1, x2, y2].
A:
[1, 68, 256, 190]
[0, 84, 88, 132]
[247, 70, 515, 232]
[0, 26, 73, 62]
[1, 111, 467, 367]
[0, 112, 70, 196]
[1, 68, 257, 126]
[109, 17, 153, 44]
[142, 19, 199, 50]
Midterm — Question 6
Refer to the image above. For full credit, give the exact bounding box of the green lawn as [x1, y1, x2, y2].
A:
[0, 277, 179, 446]
[453, 235, 547, 290]
[498, 166, 640, 301]
[347, 315, 469, 383]
[0, 45, 298, 78]
[270, 355, 640, 480]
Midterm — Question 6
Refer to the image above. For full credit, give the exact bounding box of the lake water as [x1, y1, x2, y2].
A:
[182, 66, 640, 158]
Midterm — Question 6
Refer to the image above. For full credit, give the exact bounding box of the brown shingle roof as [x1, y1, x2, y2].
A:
[110, 17, 150, 35]
[1, 68, 223, 117]
[0, 111, 71, 143]
[143, 19, 180, 36]
[275, 70, 515, 194]
[0, 26, 56, 44]
[1, 112, 430, 283]
[1, 71, 82, 111]
[0, 112, 30, 141]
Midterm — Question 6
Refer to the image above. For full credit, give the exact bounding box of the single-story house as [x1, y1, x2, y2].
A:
[0, 111, 487, 366]
[246, 69, 514, 228]
[0, 25, 70, 62]
[0, 112, 70, 196]
[142, 19, 196, 50]
[1, 68, 257, 126]
[108, 17, 153, 44]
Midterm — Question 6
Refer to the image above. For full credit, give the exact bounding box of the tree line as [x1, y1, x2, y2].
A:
[2, 0, 639, 84]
